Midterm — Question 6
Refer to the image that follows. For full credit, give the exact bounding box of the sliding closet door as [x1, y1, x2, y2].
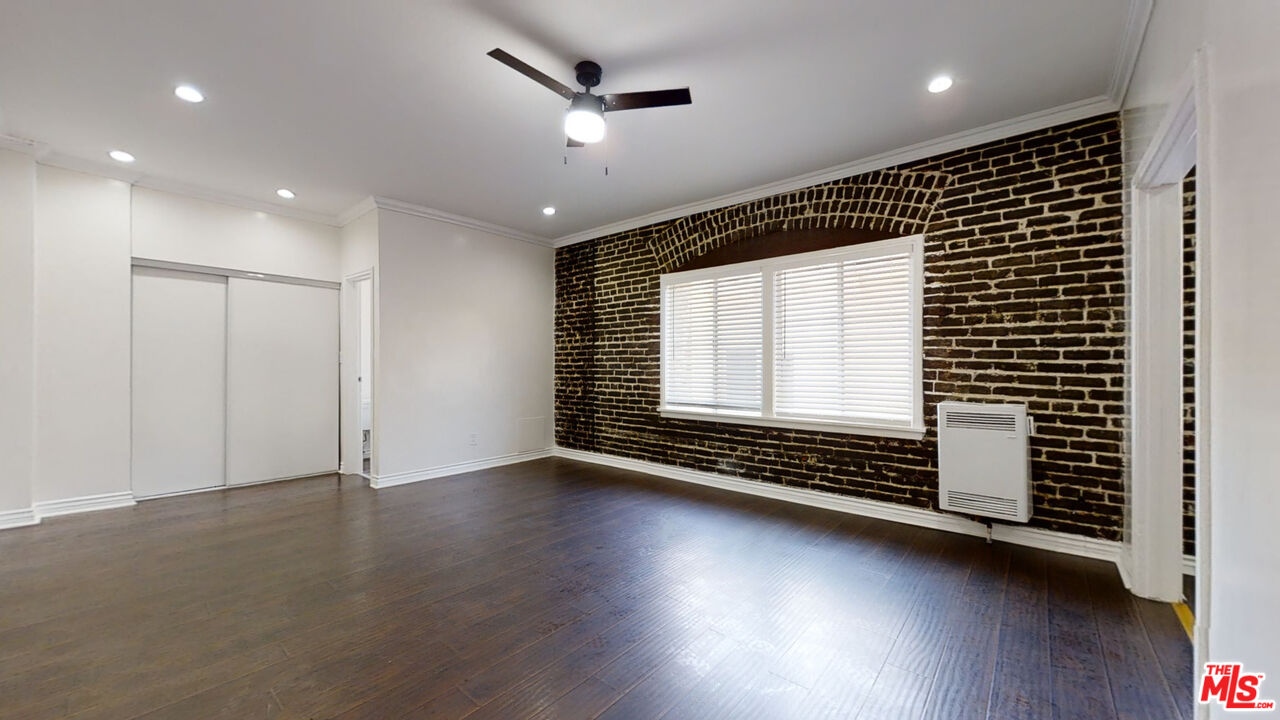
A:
[226, 278, 339, 485]
[131, 268, 228, 497]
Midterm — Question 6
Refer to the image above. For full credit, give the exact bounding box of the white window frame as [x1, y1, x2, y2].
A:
[659, 234, 925, 439]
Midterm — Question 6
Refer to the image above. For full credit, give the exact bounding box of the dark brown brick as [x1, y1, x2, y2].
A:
[555, 114, 1126, 543]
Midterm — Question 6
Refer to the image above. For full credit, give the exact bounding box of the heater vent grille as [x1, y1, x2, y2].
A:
[944, 410, 1018, 432]
[944, 490, 1021, 519]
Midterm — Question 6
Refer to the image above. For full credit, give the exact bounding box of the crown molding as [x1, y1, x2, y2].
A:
[0, 133, 49, 157]
[552, 94, 1117, 248]
[4, 132, 549, 244]
[369, 196, 553, 247]
[337, 196, 379, 227]
[10, 141, 342, 227]
[1109, 0, 1155, 106]
[130, 173, 340, 227]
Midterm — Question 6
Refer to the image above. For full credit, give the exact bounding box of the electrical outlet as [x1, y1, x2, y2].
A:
[468, 433, 478, 447]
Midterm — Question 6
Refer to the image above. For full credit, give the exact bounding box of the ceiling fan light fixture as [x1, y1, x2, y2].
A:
[564, 95, 606, 144]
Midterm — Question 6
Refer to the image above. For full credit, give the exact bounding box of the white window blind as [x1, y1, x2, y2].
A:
[774, 250, 915, 425]
[662, 271, 763, 412]
[660, 235, 923, 437]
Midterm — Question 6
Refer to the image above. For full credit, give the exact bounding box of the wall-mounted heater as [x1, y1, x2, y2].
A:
[937, 401, 1032, 522]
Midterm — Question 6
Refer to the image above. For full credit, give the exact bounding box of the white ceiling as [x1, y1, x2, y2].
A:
[0, 0, 1145, 242]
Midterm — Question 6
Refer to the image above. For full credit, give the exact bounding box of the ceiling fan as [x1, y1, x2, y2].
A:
[487, 48, 692, 146]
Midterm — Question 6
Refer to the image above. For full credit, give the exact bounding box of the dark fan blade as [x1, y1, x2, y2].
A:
[601, 88, 692, 112]
[567, 137, 584, 148]
[487, 48, 576, 100]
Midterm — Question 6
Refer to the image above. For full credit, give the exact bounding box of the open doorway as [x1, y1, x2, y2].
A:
[357, 276, 374, 476]
[343, 269, 375, 480]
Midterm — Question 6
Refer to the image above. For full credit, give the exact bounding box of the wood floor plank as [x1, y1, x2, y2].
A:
[1135, 597, 1194, 718]
[1046, 556, 1119, 720]
[0, 458, 1191, 720]
[918, 542, 1012, 720]
[1087, 562, 1185, 720]
[988, 546, 1053, 720]
[594, 629, 739, 720]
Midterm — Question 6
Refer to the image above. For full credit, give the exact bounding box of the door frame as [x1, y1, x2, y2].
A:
[1125, 50, 1210, 670]
[342, 268, 376, 479]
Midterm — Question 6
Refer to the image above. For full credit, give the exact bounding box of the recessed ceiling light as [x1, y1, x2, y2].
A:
[928, 75, 954, 94]
[542, 206, 556, 216]
[276, 188, 295, 200]
[108, 149, 135, 163]
[174, 84, 205, 103]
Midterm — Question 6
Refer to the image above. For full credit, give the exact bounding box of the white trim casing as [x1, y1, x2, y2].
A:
[1127, 57, 1204, 605]
[370, 449, 553, 489]
[32, 491, 136, 518]
[552, 447, 1122, 564]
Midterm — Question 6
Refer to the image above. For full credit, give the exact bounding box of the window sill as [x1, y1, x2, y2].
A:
[657, 408, 927, 440]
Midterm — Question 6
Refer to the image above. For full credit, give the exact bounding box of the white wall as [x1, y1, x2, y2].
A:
[1203, 0, 1280, 698]
[33, 165, 132, 503]
[132, 186, 341, 281]
[0, 149, 37, 518]
[0, 161, 348, 512]
[1125, 0, 1280, 698]
[375, 209, 553, 478]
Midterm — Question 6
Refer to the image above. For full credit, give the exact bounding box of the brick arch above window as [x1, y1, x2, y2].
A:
[647, 169, 950, 273]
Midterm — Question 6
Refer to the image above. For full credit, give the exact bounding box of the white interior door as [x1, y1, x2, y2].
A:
[131, 267, 227, 497]
[226, 278, 339, 485]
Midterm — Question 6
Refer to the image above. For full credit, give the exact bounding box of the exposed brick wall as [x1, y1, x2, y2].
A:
[650, 169, 949, 273]
[1182, 169, 1197, 557]
[556, 114, 1126, 541]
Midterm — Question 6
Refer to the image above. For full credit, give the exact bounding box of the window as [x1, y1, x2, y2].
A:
[660, 235, 923, 438]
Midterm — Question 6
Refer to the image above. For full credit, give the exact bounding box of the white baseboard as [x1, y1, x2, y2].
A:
[33, 491, 137, 519]
[552, 447, 1123, 566]
[0, 507, 40, 530]
[371, 449, 553, 489]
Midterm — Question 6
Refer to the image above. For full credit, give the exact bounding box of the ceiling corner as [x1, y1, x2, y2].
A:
[338, 196, 378, 228]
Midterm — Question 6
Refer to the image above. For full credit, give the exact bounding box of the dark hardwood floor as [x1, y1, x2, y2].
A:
[0, 457, 1192, 719]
